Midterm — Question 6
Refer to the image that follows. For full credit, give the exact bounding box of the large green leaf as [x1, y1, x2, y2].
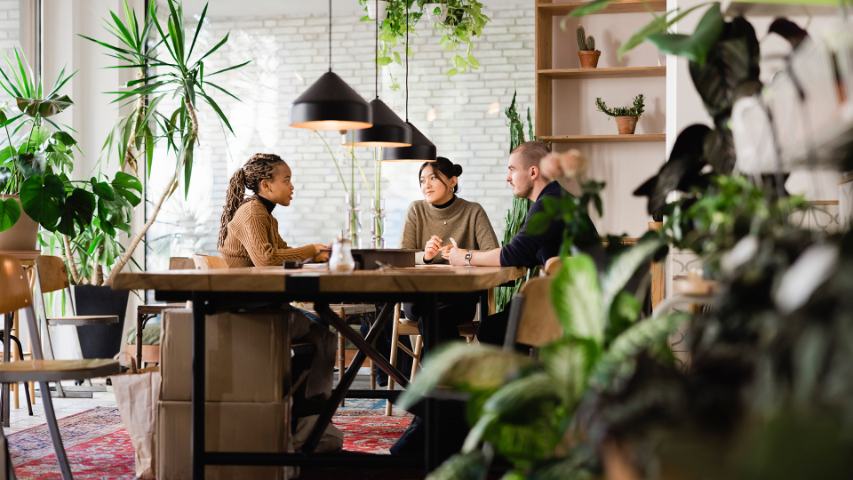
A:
[588, 312, 689, 391]
[688, 16, 760, 119]
[20, 174, 64, 229]
[540, 337, 600, 406]
[647, 3, 723, 65]
[397, 343, 532, 411]
[0, 197, 21, 232]
[111, 171, 142, 206]
[551, 254, 603, 342]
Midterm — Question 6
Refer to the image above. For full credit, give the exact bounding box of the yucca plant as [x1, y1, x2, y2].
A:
[400, 236, 688, 478]
[81, 0, 249, 284]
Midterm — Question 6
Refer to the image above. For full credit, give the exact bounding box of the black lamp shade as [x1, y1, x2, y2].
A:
[290, 71, 372, 131]
[382, 122, 436, 162]
[346, 98, 412, 147]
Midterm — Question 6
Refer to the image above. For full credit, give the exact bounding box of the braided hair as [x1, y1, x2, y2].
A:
[218, 153, 286, 248]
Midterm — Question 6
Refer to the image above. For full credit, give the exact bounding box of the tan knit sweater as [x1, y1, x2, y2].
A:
[401, 197, 499, 264]
[219, 199, 317, 267]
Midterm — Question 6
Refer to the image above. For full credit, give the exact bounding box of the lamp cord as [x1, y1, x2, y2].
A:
[405, 1, 409, 122]
[374, 0, 379, 99]
[328, 0, 332, 71]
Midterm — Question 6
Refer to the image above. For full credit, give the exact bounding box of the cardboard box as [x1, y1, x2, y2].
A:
[161, 309, 290, 402]
[157, 400, 291, 480]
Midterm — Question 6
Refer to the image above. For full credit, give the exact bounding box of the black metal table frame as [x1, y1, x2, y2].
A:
[155, 285, 490, 480]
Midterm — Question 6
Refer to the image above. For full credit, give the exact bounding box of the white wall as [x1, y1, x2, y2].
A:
[145, 0, 535, 268]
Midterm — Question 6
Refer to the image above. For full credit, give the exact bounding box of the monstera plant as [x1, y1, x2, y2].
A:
[0, 50, 140, 260]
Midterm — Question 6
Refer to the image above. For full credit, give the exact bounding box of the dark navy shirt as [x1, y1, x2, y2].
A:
[499, 181, 598, 268]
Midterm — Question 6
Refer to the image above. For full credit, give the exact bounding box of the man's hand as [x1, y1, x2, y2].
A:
[424, 235, 444, 261]
[443, 247, 469, 266]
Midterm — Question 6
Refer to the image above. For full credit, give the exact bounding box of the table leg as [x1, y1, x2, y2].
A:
[191, 294, 207, 480]
[301, 303, 394, 453]
[423, 294, 440, 471]
[2, 312, 11, 428]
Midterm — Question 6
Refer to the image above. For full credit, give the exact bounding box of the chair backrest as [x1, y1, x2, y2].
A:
[35, 255, 70, 293]
[543, 256, 562, 276]
[505, 277, 562, 349]
[0, 254, 33, 313]
[192, 254, 228, 270]
[168, 256, 195, 270]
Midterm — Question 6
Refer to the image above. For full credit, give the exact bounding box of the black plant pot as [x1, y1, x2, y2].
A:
[72, 285, 129, 359]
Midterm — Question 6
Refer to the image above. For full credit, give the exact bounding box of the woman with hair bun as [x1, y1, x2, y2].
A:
[391, 156, 499, 456]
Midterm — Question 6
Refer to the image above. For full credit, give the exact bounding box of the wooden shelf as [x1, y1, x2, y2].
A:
[536, 0, 666, 15]
[722, 0, 840, 16]
[538, 66, 665, 79]
[541, 134, 666, 143]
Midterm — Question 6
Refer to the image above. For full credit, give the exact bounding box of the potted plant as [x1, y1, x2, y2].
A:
[357, 0, 489, 78]
[81, 0, 248, 285]
[595, 94, 645, 134]
[577, 26, 600, 68]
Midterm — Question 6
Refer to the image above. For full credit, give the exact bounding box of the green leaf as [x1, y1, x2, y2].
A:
[601, 236, 664, 315]
[426, 451, 489, 480]
[647, 3, 723, 65]
[551, 254, 603, 342]
[0, 197, 21, 232]
[605, 291, 642, 345]
[20, 174, 64, 229]
[588, 312, 689, 391]
[91, 180, 117, 201]
[397, 343, 533, 411]
[111, 171, 143, 206]
[617, 2, 713, 60]
[51, 130, 76, 147]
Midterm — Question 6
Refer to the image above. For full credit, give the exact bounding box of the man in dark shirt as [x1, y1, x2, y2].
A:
[444, 140, 598, 344]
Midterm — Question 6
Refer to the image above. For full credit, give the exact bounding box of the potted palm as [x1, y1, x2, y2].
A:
[81, 0, 248, 285]
[596, 94, 645, 134]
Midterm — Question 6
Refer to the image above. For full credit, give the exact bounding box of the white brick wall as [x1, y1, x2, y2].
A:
[0, 0, 20, 106]
[146, 1, 534, 267]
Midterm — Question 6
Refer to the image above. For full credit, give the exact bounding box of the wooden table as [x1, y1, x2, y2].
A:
[113, 265, 523, 478]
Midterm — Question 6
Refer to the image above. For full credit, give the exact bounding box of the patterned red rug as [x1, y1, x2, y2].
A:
[8, 405, 412, 480]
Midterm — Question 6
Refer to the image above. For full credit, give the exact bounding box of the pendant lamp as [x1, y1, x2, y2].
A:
[290, 0, 372, 131]
[382, 2, 436, 162]
[345, 0, 412, 147]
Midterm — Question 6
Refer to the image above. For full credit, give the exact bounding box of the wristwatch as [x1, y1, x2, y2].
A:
[464, 251, 473, 267]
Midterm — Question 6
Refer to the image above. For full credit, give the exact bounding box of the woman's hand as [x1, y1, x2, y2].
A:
[423, 235, 444, 261]
[312, 243, 330, 263]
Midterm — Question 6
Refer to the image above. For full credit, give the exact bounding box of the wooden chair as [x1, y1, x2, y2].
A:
[192, 253, 229, 270]
[131, 257, 194, 368]
[34, 256, 119, 363]
[385, 304, 423, 415]
[503, 277, 562, 350]
[0, 254, 119, 480]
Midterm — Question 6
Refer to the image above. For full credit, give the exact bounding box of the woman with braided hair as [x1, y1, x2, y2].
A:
[218, 153, 329, 267]
[217, 154, 339, 446]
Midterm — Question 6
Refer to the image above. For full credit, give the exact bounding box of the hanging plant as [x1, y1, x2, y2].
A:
[356, 0, 489, 80]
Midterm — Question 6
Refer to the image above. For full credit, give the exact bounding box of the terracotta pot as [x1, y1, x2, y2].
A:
[616, 116, 638, 135]
[0, 194, 39, 251]
[578, 50, 600, 68]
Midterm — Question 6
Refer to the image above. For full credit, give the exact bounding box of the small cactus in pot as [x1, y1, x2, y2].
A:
[595, 94, 645, 134]
[576, 26, 600, 68]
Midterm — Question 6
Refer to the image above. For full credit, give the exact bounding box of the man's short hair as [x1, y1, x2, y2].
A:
[511, 141, 551, 168]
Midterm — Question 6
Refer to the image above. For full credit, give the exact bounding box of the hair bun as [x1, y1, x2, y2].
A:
[453, 164, 463, 177]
